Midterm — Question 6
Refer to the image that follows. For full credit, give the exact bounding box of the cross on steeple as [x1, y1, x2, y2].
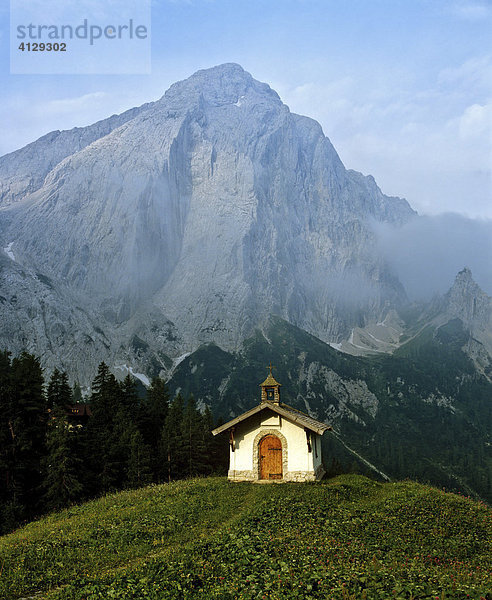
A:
[267, 362, 276, 376]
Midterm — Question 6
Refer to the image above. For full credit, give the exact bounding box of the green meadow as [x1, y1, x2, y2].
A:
[0, 475, 490, 600]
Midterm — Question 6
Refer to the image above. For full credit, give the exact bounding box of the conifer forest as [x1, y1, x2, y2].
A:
[0, 351, 228, 534]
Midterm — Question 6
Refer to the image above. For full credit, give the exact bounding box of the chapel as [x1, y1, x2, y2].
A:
[212, 366, 331, 482]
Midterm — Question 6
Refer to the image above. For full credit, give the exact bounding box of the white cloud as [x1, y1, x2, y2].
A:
[449, 1, 492, 21]
[458, 102, 492, 139]
[273, 53, 491, 219]
[438, 55, 492, 91]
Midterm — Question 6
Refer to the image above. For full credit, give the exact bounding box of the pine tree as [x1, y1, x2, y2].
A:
[86, 362, 122, 493]
[138, 376, 170, 481]
[72, 382, 83, 403]
[127, 429, 152, 488]
[90, 362, 120, 428]
[42, 405, 83, 511]
[203, 406, 228, 475]
[8, 353, 47, 519]
[0, 350, 16, 533]
[140, 377, 169, 445]
[160, 394, 185, 482]
[109, 411, 135, 490]
[47, 368, 72, 409]
[120, 374, 139, 412]
[107, 374, 147, 489]
[181, 395, 212, 477]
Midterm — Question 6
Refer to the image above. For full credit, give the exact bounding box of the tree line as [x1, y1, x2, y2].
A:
[0, 351, 228, 535]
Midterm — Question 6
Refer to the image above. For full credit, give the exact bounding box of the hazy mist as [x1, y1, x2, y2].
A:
[373, 213, 492, 300]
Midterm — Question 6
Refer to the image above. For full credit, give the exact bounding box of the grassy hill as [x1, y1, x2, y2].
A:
[1, 476, 490, 600]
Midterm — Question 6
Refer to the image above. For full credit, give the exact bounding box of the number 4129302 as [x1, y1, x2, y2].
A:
[18, 42, 67, 51]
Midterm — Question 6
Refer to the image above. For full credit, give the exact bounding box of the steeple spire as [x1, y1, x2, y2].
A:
[260, 363, 281, 404]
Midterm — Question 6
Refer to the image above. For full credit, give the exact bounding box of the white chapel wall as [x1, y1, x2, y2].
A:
[228, 409, 321, 479]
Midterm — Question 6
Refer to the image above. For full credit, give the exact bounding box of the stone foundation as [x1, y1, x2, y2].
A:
[228, 469, 255, 481]
[228, 466, 325, 483]
[283, 471, 317, 482]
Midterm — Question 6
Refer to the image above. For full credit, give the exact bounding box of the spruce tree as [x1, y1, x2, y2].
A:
[43, 405, 83, 510]
[139, 377, 169, 481]
[90, 362, 119, 428]
[86, 362, 122, 493]
[203, 406, 228, 475]
[72, 382, 83, 403]
[160, 394, 185, 482]
[47, 369, 72, 409]
[120, 374, 139, 412]
[127, 429, 152, 488]
[182, 395, 208, 477]
[8, 353, 47, 519]
[0, 350, 16, 532]
[141, 377, 169, 446]
[109, 374, 147, 489]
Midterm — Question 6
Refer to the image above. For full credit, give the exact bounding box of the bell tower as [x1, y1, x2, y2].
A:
[260, 363, 281, 404]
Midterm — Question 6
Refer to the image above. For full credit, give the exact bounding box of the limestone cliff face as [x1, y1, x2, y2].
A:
[0, 253, 113, 384]
[0, 63, 416, 383]
[445, 268, 491, 327]
[443, 268, 492, 378]
[0, 104, 152, 210]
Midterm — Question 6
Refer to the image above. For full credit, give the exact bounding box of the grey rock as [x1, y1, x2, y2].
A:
[3, 63, 467, 387]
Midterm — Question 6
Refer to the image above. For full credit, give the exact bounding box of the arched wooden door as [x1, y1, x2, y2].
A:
[259, 435, 283, 480]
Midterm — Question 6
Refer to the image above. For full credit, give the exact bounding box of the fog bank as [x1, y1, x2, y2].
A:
[374, 213, 492, 300]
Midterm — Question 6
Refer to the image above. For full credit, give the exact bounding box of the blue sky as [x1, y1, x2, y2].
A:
[0, 0, 491, 218]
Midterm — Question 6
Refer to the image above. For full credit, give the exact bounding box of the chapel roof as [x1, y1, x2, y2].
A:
[211, 401, 331, 436]
[260, 373, 282, 387]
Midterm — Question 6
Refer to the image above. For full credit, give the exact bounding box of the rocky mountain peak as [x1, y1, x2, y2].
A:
[0, 64, 423, 384]
[160, 62, 281, 110]
[445, 267, 491, 326]
[455, 266, 474, 284]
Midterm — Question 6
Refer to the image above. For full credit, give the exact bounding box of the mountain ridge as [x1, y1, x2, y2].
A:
[0, 64, 490, 393]
[0, 63, 419, 384]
